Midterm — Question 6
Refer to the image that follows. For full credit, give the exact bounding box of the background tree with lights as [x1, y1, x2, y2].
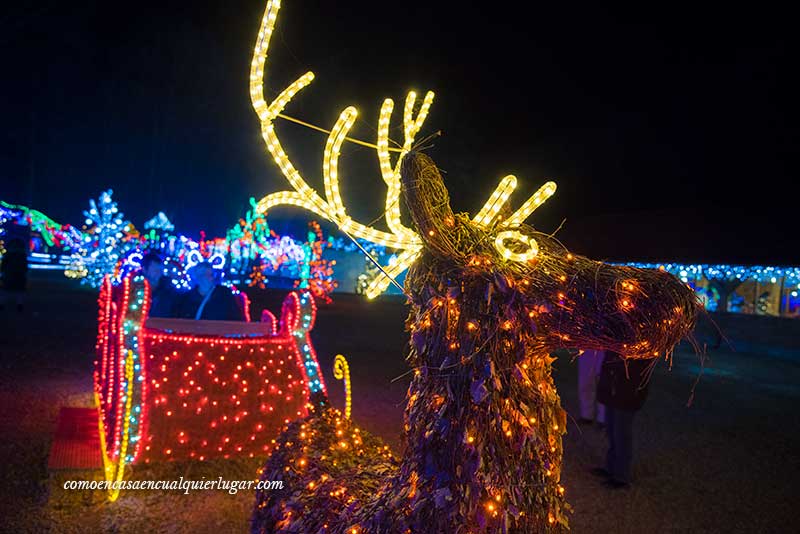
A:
[295, 221, 337, 303]
[72, 189, 133, 287]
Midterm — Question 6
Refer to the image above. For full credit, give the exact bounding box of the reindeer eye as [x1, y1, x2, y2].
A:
[494, 230, 539, 262]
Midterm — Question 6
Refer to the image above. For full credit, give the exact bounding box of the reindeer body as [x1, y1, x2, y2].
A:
[252, 156, 698, 533]
[248, 3, 699, 531]
[253, 276, 570, 533]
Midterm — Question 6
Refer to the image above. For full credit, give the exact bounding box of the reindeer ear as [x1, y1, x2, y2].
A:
[400, 152, 456, 254]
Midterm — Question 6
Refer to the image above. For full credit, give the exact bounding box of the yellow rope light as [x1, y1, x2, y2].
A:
[378, 96, 426, 245]
[323, 107, 358, 220]
[333, 354, 352, 419]
[473, 175, 518, 227]
[500, 182, 557, 229]
[495, 230, 539, 262]
[365, 247, 422, 299]
[97, 350, 135, 502]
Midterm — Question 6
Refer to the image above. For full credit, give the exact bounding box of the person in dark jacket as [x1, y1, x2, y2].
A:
[141, 252, 180, 318]
[1, 235, 29, 312]
[594, 350, 653, 488]
[177, 261, 244, 321]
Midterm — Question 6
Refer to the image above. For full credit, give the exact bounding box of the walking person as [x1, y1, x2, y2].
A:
[593, 350, 653, 489]
[1, 236, 29, 312]
[577, 348, 606, 426]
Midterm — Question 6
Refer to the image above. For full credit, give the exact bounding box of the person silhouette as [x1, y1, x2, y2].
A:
[593, 350, 653, 489]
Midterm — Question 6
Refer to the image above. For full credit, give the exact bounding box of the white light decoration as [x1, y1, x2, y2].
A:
[185, 249, 226, 270]
[251, 0, 557, 298]
[71, 189, 133, 288]
[143, 212, 175, 233]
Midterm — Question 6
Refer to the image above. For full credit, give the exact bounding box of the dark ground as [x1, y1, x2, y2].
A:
[1, 278, 798, 533]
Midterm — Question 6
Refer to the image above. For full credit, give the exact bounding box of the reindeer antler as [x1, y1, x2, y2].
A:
[250, 0, 432, 298]
[251, 0, 559, 297]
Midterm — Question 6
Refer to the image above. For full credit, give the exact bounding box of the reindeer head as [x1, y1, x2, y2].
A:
[399, 151, 699, 368]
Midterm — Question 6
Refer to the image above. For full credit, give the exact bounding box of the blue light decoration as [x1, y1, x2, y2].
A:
[0, 203, 20, 241]
[618, 262, 800, 316]
[693, 284, 720, 312]
[116, 250, 144, 282]
[618, 263, 800, 286]
[254, 236, 305, 273]
[143, 212, 175, 233]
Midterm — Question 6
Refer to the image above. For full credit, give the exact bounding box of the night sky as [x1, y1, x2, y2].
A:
[1, 1, 796, 263]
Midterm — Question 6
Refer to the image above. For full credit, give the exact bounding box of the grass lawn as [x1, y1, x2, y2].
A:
[1, 278, 798, 532]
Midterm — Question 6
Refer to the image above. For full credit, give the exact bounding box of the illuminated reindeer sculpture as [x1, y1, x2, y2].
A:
[249, 1, 699, 532]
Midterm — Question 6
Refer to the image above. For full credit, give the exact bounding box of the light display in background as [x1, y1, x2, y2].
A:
[356, 251, 399, 295]
[6, 192, 799, 313]
[2, 192, 344, 298]
[143, 212, 175, 233]
[71, 190, 135, 288]
[620, 262, 800, 317]
[1, 200, 83, 259]
[93, 272, 326, 500]
[295, 221, 337, 302]
[226, 196, 274, 274]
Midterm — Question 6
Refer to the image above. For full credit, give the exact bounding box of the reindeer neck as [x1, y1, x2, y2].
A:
[386, 317, 566, 530]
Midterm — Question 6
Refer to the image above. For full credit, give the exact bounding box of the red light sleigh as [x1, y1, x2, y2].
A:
[93, 272, 328, 478]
